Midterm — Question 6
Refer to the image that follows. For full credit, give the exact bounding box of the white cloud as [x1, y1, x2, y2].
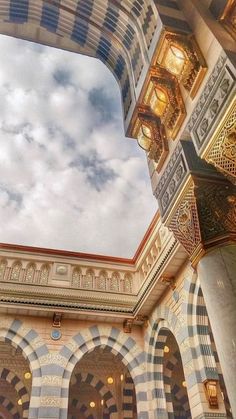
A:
[0, 35, 157, 257]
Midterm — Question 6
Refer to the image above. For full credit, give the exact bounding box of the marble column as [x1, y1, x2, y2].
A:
[197, 245, 236, 417]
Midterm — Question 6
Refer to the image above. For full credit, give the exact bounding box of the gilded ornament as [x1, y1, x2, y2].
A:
[130, 105, 169, 170]
[144, 67, 186, 140]
[155, 30, 207, 98]
[204, 100, 236, 183]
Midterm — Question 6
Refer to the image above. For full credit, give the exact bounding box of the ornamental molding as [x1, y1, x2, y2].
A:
[0, 228, 182, 317]
[154, 142, 187, 219]
[0, 283, 136, 306]
[188, 53, 236, 155]
[153, 140, 220, 221]
[0, 295, 134, 314]
[168, 175, 236, 264]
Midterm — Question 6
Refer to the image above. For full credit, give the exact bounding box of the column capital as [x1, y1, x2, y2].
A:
[155, 140, 236, 264]
[168, 174, 236, 264]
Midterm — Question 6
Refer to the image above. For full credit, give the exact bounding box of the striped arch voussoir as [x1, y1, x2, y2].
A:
[0, 368, 29, 417]
[0, 319, 49, 377]
[0, 396, 20, 419]
[60, 325, 145, 381]
[70, 400, 94, 419]
[74, 372, 117, 413]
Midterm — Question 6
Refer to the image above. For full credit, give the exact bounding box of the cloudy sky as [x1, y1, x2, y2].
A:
[0, 35, 157, 257]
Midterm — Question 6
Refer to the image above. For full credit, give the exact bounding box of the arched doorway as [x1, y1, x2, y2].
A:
[0, 340, 32, 419]
[68, 345, 137, 418]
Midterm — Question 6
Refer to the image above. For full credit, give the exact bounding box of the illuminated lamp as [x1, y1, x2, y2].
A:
[204, 380, 219, 408]
[107, 376, 114, 384]
[120, 374, 124, 382]
[18, 399, 22, 406]
[90, 401, 95, 408]
[155, 31, 207, 98]
[137, 124, 152, 151]
[130, 105, 169, 170]
[164, 345, 170, 353]
[24, 372, 31, 380]
[150, 87, 168, 117]
[164, 45, 186, 76]
[182, 381, 187, 388]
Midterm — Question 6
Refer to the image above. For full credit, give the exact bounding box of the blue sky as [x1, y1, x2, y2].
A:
[0, 35, 157, 257]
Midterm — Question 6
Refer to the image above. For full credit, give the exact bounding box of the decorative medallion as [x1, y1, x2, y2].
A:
[51, 329, 62, 341]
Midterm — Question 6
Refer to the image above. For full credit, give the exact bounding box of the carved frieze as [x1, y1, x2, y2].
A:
[188, 53, 236, 155]
[154, 140, 219, 221]
[154, 142, 187, 217]
[155, 140, 236, 263]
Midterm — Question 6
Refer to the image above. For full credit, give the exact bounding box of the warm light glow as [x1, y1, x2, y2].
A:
[182, 381, 187, 388]
[101, 399, 104, 406]
[120, 374, 124, 382]
[24, 372, 31, 380]
[164, 45, 185, 76]
[90, 401, 95, 408]
[206, 381, 217, 397]
[164, 345, 170, 353]
[18, 399, 22, 406]
[150, 87, 168, 117]
[204, 380, 218, 408]
[107, 376, 114, 384]
[137, 124, 152, 151]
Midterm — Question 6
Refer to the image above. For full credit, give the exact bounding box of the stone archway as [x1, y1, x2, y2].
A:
[0, 0, 193, 129]
[69, 370, 118, 417]
[0, 318, 49, 419]
[0, 0, 159, 120]
[59, 325, 146, 418]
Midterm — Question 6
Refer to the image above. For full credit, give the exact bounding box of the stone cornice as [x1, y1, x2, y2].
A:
[0, 212, 187, 317]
